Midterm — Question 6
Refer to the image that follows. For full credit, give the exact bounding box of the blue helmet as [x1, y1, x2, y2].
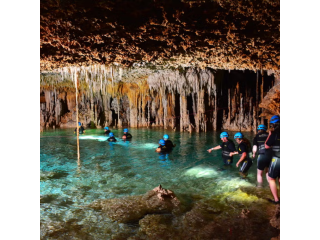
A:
[159, 139, 165, 146]
[124, 128, 128, 133]
[234, 132, 243, 139]
[109, 132, 114, 137]
[257, 124, 267, 131]
[220, 132, 229, 138]
[270, 115, 280, 124]
[104, 127, 109, 130]
[78, 122, 81, 126]
[163, 134, 169, 140]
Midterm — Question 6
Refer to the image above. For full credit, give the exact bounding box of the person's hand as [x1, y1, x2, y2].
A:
[207, 149, 212, 153]
[236, 162, 240, 168]
[252, 153, 255, 158]
[229, 152, 233, 157]
[122, 135, 127, 139]
[156, 148, 161, 152]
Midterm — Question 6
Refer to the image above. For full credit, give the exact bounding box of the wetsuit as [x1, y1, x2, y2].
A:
[74, 126, 85, 134]
[123, 133, 132, 139]
[104, 130, 110, 135]
[158, 145, 170, 153]
[219, 140, 236, 165]
[238, 142, 253, 174]
[253, 132, 273, 170]
[266, 128, 280, 179]
[107, 136, 117, 142]
[164, 140, 175, 151]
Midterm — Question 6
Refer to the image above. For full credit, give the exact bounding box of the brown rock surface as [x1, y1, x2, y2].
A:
[41, 0, 279, 73]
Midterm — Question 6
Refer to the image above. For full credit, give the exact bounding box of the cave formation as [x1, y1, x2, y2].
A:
[40, 0, 280, 132]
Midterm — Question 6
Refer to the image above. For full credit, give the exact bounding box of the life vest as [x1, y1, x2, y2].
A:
[221, 141, 235, 159]
[272, 130, 280, 157]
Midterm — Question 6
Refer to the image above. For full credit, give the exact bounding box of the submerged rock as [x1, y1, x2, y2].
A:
[88, 185, 181, 223]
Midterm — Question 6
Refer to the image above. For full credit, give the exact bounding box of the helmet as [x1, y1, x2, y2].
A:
[104, 127, 109, 130]
[78, 122, 81, 126]
[163, 134, 169, 140]
[270, 115, 280, 124]
[257, 124, 267, 131]
[220, 132, 229, 138]
[109, 132, 114, 137]
[159, 139, 165, 146]
[234, 132, 243, 139]
[124, 128, 128, 133]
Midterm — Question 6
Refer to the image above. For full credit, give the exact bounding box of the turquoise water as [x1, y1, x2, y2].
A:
[40, 128, 268, 238]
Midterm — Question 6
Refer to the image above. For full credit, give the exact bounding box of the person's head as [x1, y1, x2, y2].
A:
[78, 122, 81, 126]
[109, 132, 114, 137]
[104, 127, 109, 130]
[159, 139, 166, 146]
[269, 115, 280, 129]
[124, 128, 128, 133]
[163, 134, 169, 140]
[257, 124, 267, 133]
[234, 132, 244, 144]
[220, 132, 229, 142]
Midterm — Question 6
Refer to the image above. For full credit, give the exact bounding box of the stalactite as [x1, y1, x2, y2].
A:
[40, 65, 276, 132]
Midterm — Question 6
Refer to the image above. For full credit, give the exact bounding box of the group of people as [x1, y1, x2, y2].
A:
[74, 115, 280, 205]
[207, 115, 280, 204]
[104, 127, 132, 142]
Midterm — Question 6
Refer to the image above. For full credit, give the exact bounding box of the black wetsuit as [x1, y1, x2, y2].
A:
[253, 132, 273, 170]
[238, 142, 253, 173]
[158, 145, 169, 153]
[219, 140, 236, 165]
[123, 133, 132, 139]
[266, 128, 280, 179]
[107, 136, 117, 142]
[74, 126, 85, 134]
[164, 140, 175, 151]
[104, 130, 110, 135]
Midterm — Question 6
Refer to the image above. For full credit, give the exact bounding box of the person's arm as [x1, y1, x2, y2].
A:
[265, 131, 274, 149]
[207, 145, 221, 153]
[252, 145, 257, 158]
[236, 152, 247, 167]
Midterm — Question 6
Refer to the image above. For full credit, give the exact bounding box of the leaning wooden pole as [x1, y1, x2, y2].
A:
[74, 70, 81, 167]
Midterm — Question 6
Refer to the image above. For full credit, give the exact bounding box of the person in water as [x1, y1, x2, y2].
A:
[107, 132, 117, 142]
[231, 132, 253, 178]
[163, 134, 176, 151]
[207, 132, 236, 165]
[122, 128, 132, 139]
[156, 139, 169, 153]
[104, 126, 110, 135]
[252, 124, 272, 187]
[265, 115, 280, 204]
[74, 122, 85, 134]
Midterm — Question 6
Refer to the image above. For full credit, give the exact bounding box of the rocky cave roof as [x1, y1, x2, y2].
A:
[40, 0, 280, 73]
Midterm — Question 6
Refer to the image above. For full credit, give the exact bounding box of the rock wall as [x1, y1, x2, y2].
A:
[40, 65, 276, 132]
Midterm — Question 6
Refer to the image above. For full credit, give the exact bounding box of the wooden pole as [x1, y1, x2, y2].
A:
[74, 70, 81, 167]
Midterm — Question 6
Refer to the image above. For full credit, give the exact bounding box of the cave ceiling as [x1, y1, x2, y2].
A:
[40, 0, 280, 73]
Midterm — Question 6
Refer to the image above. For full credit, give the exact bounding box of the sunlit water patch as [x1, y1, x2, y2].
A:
[40, 128, 275, 239]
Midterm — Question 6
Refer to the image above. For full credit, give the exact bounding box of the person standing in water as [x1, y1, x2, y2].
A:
[231, 132, 253, 178]
[74, 122, 85, 134]
[122, 128, 132, 139]
[265, 115, 280, 204]
[163, 134, 176, 151]
[107, 132, 117, 142]
[252, 124, 272, 187]
[207, 132, 236, 166]
[104, 126, 110, 135]
[156, 139, 168, 153]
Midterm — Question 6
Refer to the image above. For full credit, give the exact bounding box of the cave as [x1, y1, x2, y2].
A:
[40, 0, 280, 239]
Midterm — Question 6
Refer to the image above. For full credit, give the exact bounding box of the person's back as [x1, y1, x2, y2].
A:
[163, 134, 175, 151]
[74, 122, 85, 134]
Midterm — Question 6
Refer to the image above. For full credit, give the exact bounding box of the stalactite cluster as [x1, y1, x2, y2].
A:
[40, 0, 279, 73]
[40, 65, 275, 132]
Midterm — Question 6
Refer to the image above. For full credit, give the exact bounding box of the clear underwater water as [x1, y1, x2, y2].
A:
[40, 127, 268, 238]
